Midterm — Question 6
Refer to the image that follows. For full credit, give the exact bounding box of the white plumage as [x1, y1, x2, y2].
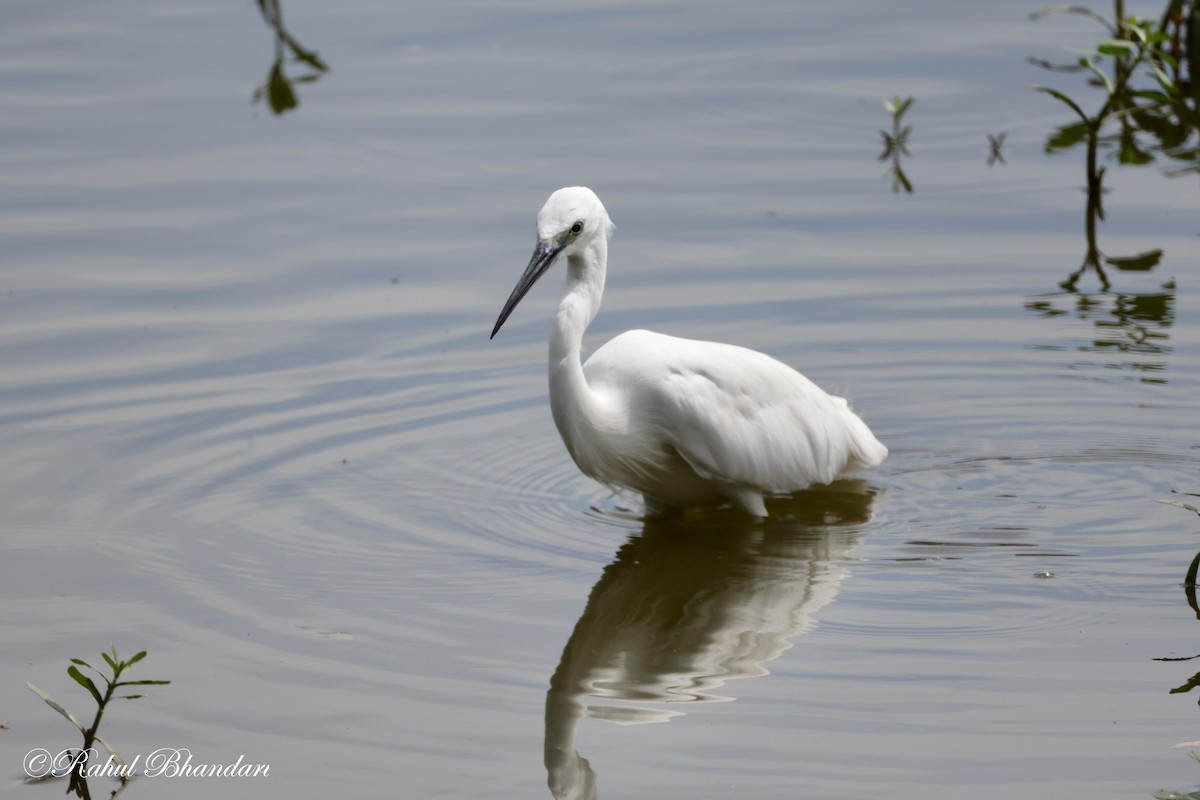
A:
[491, 187, 886, 516]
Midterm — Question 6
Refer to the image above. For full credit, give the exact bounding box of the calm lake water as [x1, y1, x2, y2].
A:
[2, 1, 1199, 798]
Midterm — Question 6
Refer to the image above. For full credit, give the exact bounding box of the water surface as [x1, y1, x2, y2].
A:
[2, 2, 1199, 799]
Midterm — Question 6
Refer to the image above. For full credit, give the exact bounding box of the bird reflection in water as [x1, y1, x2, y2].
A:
[544, 480, 881, 799]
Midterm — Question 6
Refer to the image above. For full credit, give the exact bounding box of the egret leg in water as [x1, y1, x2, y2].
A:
[490, 187, 886, 517]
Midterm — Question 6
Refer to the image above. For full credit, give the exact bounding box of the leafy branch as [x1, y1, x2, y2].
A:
[27, 647, 170, 798]
[1030, 1, 1195, 289]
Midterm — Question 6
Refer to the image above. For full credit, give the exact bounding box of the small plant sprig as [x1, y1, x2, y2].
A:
[987, 131, 1009, 166]
[1159, 490, 1200, 518]
[27, 647, 170, 796]
[879, 96, 915, 193]
[253, 0, 329, 115]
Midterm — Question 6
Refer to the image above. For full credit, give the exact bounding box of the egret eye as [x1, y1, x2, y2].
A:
[570, 221, 583, 235]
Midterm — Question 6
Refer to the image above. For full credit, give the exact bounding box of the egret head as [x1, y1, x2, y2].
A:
[535, 186, 612, 248]
[491, 187, 614, 339]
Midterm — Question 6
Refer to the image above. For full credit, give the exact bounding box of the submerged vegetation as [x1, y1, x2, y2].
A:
[26, 647, 170, 799]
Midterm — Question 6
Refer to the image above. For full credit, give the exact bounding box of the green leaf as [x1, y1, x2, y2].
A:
[1132, 89, 1172, 104]
[116, 679, 171, 686]
[26, 682, 86, 732]
[1151, 64, 1181, 96]
[1029, 4, 1116, 32]
[121, 694, 144, 700]
[67, 666, 104, 706]
[1118, 147, 1154, 165]
[69, 658, 92, 669]
[1186, 550, 1200, 587]
[126, 651, 147, 667]
[1096, 39, 1137, 56]
[887, 165, 913, 194]
[882, 96, 913, 118]
[101, 651, 117, 671]
[1116, 123, 1154, 165]
[1033, 85, 1090, 123]
[1158, 498, 1200, 516]
[1045, 120, 1091, 151]
[1080, 57, 1115, 95]
[288, 42, 329, 73]
[1104, 249, 1163, 271]
[267, 61, 298, 115]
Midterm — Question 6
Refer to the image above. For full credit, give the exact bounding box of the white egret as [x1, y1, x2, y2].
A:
[491, 187, 886, 517]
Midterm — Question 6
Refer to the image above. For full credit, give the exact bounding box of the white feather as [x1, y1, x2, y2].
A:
[492, 187, 886, 516]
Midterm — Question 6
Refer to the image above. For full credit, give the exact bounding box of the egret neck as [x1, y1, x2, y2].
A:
[549, 237, 609, 462]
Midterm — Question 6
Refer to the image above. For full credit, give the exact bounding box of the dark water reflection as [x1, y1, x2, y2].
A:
[1159, 544, 1200, 704]
[545, 481, 879, 799]
[1025, 283, 1175, 381]
[252, 0, 328, 115]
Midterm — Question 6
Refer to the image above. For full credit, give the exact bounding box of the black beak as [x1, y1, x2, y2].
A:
[490, 239, 564, 339]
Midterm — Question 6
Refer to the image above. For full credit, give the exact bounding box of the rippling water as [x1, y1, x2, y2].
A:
[2, 1, 1200, 799]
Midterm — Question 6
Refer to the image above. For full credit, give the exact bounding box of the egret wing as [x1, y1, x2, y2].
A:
[620, 334, 869, 491]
